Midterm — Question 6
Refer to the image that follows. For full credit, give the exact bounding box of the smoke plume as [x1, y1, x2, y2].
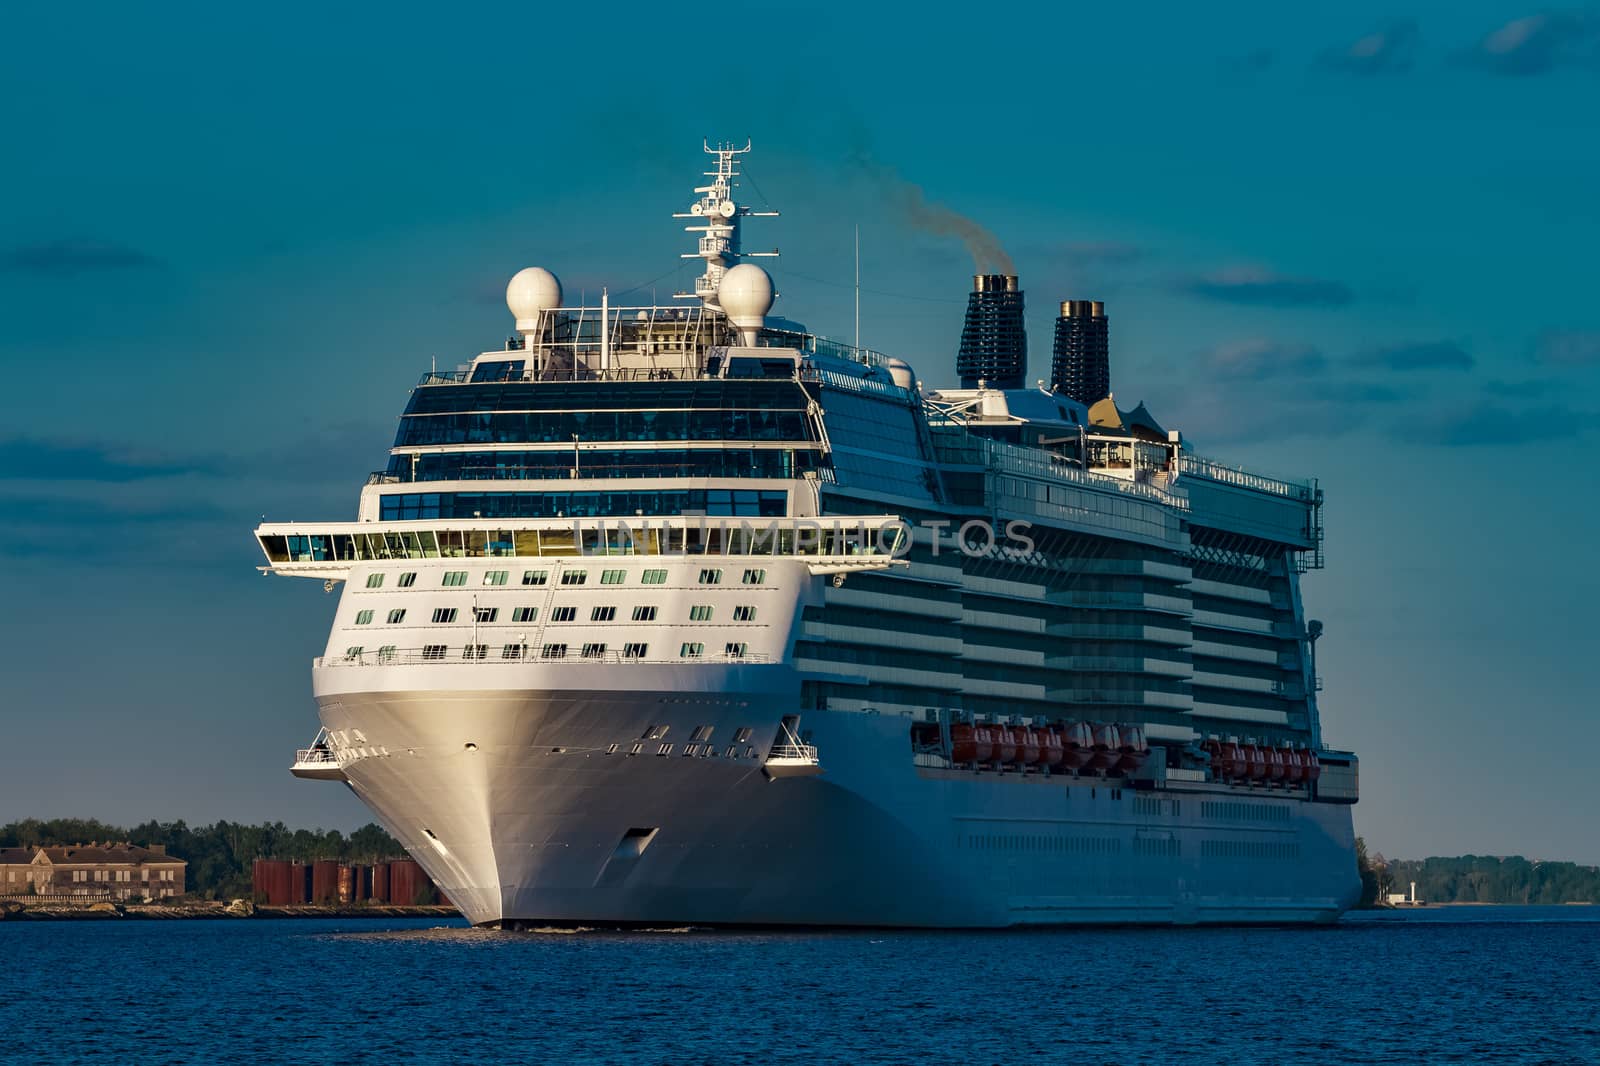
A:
[849, 147, 1014, 275]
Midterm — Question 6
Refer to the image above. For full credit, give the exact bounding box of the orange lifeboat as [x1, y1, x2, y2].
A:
[949, 723, 979, 764]
[1037, 728, 1065, 770]
[1115, 724, 1149, 774]
[1088, 723, 1122, 772]
[990, 724, 1018, 768]
[1303, 749, 1322, 783]
[1059, 721, 1094, 770]
[1282, 748, 1305, 784]
[1015, 727, 1042, 768]
[1245, 745, 1268, 781]
[1265, 747, 1286, 783]
[972, 725, 996, 765]
[1210, 741, 1242, 781]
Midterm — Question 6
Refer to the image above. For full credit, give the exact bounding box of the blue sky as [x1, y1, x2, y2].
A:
[1, 2, 1597, 863]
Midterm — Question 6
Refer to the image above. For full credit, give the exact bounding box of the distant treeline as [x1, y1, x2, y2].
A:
[0, 818, 404, 900]
[1357, 839, 1600, 906]
[1383, 855, 1600, 905]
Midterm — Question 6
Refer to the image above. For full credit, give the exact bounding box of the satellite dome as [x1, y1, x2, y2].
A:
[885, 358, 915, 390]
[717, 263, 775, 328]
[506, 267, 562, 331]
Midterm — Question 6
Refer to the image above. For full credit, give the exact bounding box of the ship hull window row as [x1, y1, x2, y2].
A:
[378, 489, 790, 522]
[394, 409, 815, 447]
[383, 448, 822, 483]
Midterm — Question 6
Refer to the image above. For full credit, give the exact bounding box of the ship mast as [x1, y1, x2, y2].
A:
[673, 139, 779, 308]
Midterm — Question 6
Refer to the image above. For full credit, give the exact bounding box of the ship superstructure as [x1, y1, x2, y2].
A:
[261, 142, 1360, 928]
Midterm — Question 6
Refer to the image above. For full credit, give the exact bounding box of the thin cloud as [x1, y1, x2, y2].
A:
[0, 437, 218, 482]
[1392, 401, 1600, 445]
[1200, 339, 1327, 381]
[1485, 378, 1558, 398]
[1220, 48, 1275, 76]
[1177, 267, 1354, 308]
[1, 239, 161, 276]
[1352, 341, 1474, 372]
[1454, 11, 1600, 76]
[1048, 240, 1147, 266]
[1319, 20, 1422, 75]
[1535, 329, 1600, 365]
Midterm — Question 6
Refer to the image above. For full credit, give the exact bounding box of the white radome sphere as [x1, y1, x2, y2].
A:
[717, 263, 775, 326]
[506, 267, 562, 330]
[885, 358, 915, 390]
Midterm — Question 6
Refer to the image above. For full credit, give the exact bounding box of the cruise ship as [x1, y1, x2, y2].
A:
[260, 142, 1361, 928]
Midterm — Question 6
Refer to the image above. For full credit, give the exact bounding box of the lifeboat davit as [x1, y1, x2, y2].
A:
[990, 725, 1018, 768]
[1015, 727, 1042, 768]
[1037, 728, 1065, 770]
[1087, 723, 1122, 772]
[1209, 740, 1244, 781]
[1282, 748, 1305, 784]
[1114, 724, 1149, 774]
[1059, 721, 1094, 770]
[1265, 747, 1286, 783]
[950, 723, 993, 764]
[1245, 745, 1268, 781]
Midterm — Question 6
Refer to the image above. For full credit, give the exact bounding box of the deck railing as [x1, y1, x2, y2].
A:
[765, 742, 819, 762]
[319, 648, 775, 668]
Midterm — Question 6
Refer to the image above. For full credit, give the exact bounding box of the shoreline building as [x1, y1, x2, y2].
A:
[0, 843, 187, 900]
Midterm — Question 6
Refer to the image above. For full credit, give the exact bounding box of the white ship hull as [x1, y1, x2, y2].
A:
[315, 662, 1359, 928]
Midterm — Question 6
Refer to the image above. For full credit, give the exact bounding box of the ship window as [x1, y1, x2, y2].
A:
[355, 610, 374, 625]
[742, 569, 766, 585]
[541, 643, 567, 659]
[387, 609, 407, 624]
[398, 572, 417, 587]
[725, 643, 747, 659]
[733, 605, 756, 622]
[623, 642, 648, 658]
[582, 642, 607, 658]
[344, 646, 363, 660]
[601, 569, 627, 585]
[732, 728, 753, 743]
[689, 605, 713, 621]
[522, 570, 548, 586]
[632, 606, 657, 621]
[501, 644, 524, 659]
[724, 745, 738, 758]
[560, 570, 588, 585]
[552, 606, 577, 622]
[422, 645, 447, 660]
[642, 569, 668, 585]
[679, 642, 704, 658]
[366, 573, 385, 588]
[592, 606, 617, 621]
[656, 744, 673, 756]
[462, 644, 487, 660]
[642, 724, 669, 739]
[511, 606, 538, 623]
[442, 571, 468, 587]
[690, 725, 714, 742]
[378, 645, 396, 661]
[473, 606, 498, 623]
[432, 608, 458, 624]
[698, 568, 723, 585]
[483, 570, 509, 586]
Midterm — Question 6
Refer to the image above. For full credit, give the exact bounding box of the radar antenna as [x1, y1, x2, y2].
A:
[672, 139, 780, 307]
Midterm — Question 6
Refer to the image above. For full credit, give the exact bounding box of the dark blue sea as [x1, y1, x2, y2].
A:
[3, 906, 1596, 1064]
